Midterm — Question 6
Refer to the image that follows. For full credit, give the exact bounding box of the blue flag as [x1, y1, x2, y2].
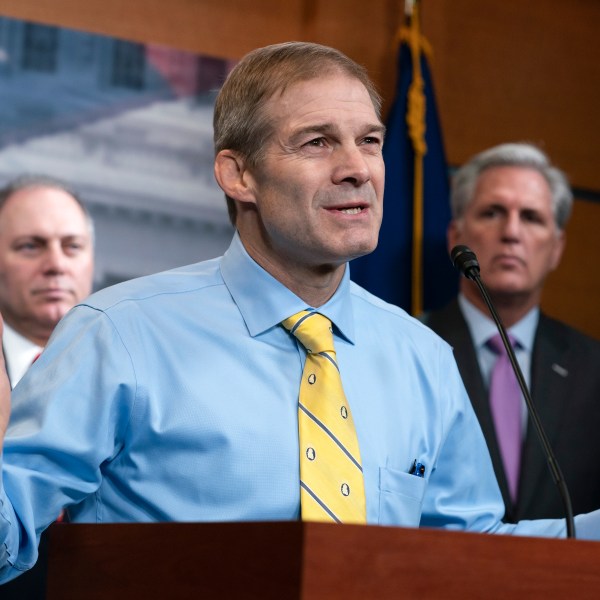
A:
[351, 27, 458, 315]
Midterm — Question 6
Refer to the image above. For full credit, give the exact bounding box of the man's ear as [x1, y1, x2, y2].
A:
[214, 150, 257, 205]
[550, 229, 566, 271]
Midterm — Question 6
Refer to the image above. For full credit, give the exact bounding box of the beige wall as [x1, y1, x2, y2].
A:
[1, 0, 599, 337]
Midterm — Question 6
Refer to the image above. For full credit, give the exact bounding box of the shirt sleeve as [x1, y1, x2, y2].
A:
[418, 341, 509, 532]
[0, 305, 136, 583]
[418, 342, 572, 538]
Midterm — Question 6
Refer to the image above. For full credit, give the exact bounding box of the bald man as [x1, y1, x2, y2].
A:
[0, 176, 94, 388]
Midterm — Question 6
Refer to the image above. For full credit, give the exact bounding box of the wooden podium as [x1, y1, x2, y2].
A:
[44, 521, 600, 599]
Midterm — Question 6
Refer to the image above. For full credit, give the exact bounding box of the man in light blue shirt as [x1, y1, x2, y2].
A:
[0, 44, 599, 584]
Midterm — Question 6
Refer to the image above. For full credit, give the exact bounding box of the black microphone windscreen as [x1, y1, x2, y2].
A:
[450, 245, 480, 280]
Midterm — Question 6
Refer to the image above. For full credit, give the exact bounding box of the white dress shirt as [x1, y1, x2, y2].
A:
[2, 323, 43, 389]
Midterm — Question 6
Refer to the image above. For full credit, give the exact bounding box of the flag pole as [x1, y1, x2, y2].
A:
[402, 0, 428, 315]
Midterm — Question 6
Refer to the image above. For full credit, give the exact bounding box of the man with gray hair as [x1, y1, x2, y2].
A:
[425, 142, 600, 522]
[0, 175, 94, 388]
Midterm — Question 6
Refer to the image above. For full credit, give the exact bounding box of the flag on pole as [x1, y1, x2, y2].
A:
[350, 1, 457, 315]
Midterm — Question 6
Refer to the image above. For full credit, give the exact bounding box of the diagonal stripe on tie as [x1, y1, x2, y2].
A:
[282, 310, 366, 524]
[318, 351, 339, 371]
[300, 481, 341, 523]
[298, 403, 363, 470]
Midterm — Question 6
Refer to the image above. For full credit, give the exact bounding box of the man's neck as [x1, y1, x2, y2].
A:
[238, 235, 346, 308]
[275, 265, 345, 308]
[2, 317, 50, 348]
[461, 282, 540, 328]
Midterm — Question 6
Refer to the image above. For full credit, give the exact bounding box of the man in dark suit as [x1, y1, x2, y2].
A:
[425, 142, 600, 522]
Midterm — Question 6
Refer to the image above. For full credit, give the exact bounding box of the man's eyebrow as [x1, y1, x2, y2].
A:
[289, 124, 336, 141]
[478, 202, 506, 211]
[12, 235, 47, 245]
[13, 234, 88, 243]
[289, 122, 386, 142]
[366, 124, 386, 137]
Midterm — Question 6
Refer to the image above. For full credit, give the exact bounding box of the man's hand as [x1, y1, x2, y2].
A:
[0, 314, 10, 439]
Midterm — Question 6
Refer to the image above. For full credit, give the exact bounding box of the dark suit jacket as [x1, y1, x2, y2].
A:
[426, 299, 600, 522]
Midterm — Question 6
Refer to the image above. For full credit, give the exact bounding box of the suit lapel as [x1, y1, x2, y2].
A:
[516, 314, 572, 516]
[425, 301, 514, 514]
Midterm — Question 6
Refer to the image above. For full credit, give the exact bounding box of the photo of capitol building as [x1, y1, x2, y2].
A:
[0, 16, 236, 290]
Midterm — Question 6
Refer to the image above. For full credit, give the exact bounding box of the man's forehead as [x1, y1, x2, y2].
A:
[474, 167, 552, 202]
[0, 189, 90, 235]
[276, 70, 376, 109]
[271, 78, 381, 136]
[1, 187, 82, 214]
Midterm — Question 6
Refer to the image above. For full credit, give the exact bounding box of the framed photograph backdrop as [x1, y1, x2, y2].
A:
[0, 16, 236, 290]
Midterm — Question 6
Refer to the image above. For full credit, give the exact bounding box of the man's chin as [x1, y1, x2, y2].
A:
[487, 286, 533, 305]
[346, 238, 378, 261]
[35, 307, 70, 329]
[483, 271, 528, 291]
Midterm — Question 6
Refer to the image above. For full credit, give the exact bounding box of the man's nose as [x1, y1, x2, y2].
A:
[41, 244, 68, 273]
[501, 211, 521, 241]
[331, 144, 372, 187]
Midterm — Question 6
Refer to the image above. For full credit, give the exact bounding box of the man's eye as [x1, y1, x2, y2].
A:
[306, 137, 326, 147]
[481, 208, 500, 218]
[16, 242, 38, 251]
[522, 211, 544, 224]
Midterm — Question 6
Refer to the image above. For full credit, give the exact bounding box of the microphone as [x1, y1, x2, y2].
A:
[450, 245, 480, 280]
[450, 245, 576, 538]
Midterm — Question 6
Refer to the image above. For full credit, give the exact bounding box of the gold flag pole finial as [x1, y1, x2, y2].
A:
[404, 0, 416, 17]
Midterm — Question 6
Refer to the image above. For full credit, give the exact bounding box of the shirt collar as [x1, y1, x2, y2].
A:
[2, 323, 44, 387]
[458, 293, 539, 352]
[220, 232, 355, 343]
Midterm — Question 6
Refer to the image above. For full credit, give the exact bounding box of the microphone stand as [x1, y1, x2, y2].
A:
[451, 246, 576, 538]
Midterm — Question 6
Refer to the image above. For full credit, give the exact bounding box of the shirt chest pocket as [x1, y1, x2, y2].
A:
[378, 466, 427, 527]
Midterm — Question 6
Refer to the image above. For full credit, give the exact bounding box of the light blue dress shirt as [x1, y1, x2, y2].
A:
[458, 294, 538, 391]
[1, 233, 598, 582]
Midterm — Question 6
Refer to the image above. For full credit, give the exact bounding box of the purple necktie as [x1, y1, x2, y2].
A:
[487, 333, 522, 504]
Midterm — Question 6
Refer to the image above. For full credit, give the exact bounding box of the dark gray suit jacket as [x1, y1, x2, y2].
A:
[426, 299, 600, 522]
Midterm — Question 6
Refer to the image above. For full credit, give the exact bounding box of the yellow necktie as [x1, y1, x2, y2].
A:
[282, 310, 366, 524]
